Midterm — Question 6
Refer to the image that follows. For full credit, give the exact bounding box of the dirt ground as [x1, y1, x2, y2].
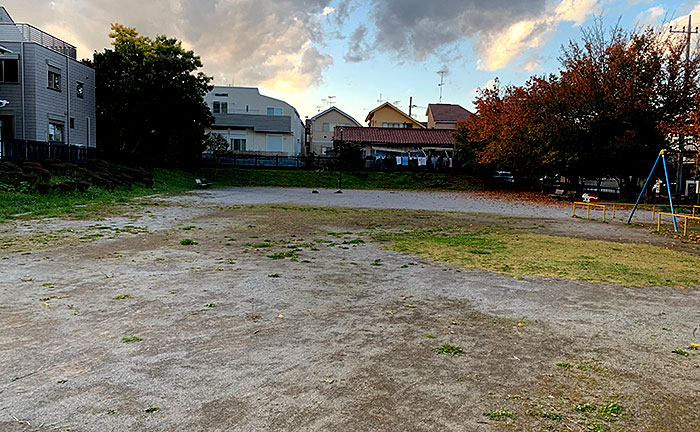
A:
[1, 188, 699, 432]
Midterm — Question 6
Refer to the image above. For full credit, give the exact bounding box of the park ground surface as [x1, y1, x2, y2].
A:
[1, 187, 699, 431]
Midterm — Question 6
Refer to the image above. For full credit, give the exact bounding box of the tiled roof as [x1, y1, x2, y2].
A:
[426, 104, 472, 122]
[333, 127, 454, 146]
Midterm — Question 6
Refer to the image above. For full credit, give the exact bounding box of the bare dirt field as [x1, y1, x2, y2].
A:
[1, 188, 699, 432]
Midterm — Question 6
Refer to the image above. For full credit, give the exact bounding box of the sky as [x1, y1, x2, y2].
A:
[4, 0, 699, 124]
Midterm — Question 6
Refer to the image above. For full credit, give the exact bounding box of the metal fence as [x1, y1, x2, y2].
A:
[0, 139, 97, 163]
[13, 23, 78, 59]
[206, 154, 456, 172]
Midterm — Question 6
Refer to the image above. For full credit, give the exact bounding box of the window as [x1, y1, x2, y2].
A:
[214, 92, 229, 97]
[76, 82, 84, 99]
[267, 107, 283, 116]
[0, 59, 18, 83]
[382, 122, 411, 128]
[48, 122, 64, 142]
[232, 138, 246, 151]
[48, 70, 61, 91]
[322, 123, 330, 132]
[266, 134, 283, 152]
[213, 101, 228, 114]
[70, 117, 75, 129]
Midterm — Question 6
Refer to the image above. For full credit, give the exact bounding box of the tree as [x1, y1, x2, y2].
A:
[204, 132, 230, 177]
[455, 22, 699, 198]
[90, 25, 214, 166]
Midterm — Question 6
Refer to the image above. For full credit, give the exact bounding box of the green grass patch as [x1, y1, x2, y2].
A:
[179, 239, 198, 246]
[378, 230, 700, 287]
[112, 294, 132, 300]
[0, 168, 194, 222]
[121, 336, 142, 343]
[433, 344, 465, 356]
[483, 409, 515, 421]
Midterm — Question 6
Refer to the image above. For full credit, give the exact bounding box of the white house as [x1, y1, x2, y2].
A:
[204, 86, 304, 156]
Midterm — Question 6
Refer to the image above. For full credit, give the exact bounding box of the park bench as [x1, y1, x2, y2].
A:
[195, 178, 210, 189]
[550, 189, 576, 201]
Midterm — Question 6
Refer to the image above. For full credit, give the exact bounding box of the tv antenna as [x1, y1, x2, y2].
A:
[327, 95, 336, 107]
[437, 70, 448, 103]
[377, 93, 385, 104]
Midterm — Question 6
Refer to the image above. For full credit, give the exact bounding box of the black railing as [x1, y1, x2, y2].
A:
[203, 154, 456, 172]
[0, 139, 97, 163]
[8, 23, 78, 59]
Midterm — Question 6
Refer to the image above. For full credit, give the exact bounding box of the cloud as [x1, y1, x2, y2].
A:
[4, 0, 335, 93]
[344, 24, 371, 63]
[636, 6, 665, 28]
[361, 0, 600, 71]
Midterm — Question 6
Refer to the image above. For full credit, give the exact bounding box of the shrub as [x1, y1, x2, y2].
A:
[29, 166, 51, 182]
[75, 181, 90, 192]
[52, 181, 78, 194]
[34, 182, 51, 194]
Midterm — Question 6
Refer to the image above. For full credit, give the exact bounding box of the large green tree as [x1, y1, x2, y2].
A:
[89, 25, 213, 165]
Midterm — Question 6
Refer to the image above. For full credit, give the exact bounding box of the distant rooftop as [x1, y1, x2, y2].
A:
[426, 104, 473, 123]
[333, 127, 455, 147]
[0, 6, 77, 59]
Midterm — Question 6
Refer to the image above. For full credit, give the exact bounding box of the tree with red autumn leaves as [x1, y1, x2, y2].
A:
[455, 23, 699, 197]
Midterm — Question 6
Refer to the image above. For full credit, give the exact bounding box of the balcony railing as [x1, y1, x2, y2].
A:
[0, 23, 77, 59]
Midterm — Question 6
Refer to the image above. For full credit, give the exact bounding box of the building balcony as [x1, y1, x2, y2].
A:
[0, 23, 77, 59]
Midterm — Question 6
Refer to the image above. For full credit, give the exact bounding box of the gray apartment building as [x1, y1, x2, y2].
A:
[0, 6, 96, 148]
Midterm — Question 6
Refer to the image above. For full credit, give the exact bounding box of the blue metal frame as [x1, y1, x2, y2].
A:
[627, 150, 677, 231]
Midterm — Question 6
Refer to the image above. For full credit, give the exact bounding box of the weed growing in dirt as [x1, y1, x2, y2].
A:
[113, 294, 132, 300]
[267, 251, 297, 260]
[371, 258, 383, 266]
[180, 239, 198, 246]
[672, 348, 690, 356]
[483, 409, 515, 421]
[182, 226, 196, 230]
[204, 303, 216, 308]
[320, 378, 337, 384]
[106, 409, 116, 415]
[598, 402, 624, 421]
[574, 403, 596, 412]
[268, 273, 280, 278]
[539, 410, 562, 421]
[433, 344, 464, 356]
[425, 333, 436, 338]
[121, 336, 142, 343]
[556, 362, 573, 368]
[247, 242, 271, 248]
[144, 406, 159, 413]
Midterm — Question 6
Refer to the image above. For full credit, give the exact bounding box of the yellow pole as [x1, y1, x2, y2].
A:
[684, 218, 688, 236]
[587, 206, 590, 219]
[603, 206, 606, 222]
[612, 204, 616, 219]
[652, 205, 655, 220]
[657, 213, 661, 231]
[572, 202, 576, 217]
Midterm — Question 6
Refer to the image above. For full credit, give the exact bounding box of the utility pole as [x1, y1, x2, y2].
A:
[408, 96, 417, 117]
[670, 15, 699, 204]
[437, 70, 448, 103]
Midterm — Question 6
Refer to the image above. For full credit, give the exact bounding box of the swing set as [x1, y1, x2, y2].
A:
[627, 149, 682, 232]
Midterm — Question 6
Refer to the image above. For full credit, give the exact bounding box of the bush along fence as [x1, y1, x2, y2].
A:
[202, 154, 457, 172]
[0, 139, 98, 163]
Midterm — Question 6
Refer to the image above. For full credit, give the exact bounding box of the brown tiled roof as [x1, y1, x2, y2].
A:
[333, 127, 454, 146]
[426, 104, 472, 123]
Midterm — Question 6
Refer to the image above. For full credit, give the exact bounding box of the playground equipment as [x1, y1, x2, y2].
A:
[627, 150, 678, 232]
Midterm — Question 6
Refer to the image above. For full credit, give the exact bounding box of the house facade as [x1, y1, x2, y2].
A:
[204, 86, 304, 156]
[426, 104, 472, 130]
[365, 102, 425, 129]
[0, 7, 96, 147]
[307, 106, 362, 155]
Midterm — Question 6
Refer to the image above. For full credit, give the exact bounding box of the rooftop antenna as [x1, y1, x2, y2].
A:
[437, 70, 448, 103]
[392, 100, 401, 107]
[377, 93, 385, 104]
[327, 95, 336, 107]
[316, 105, 324, 112]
